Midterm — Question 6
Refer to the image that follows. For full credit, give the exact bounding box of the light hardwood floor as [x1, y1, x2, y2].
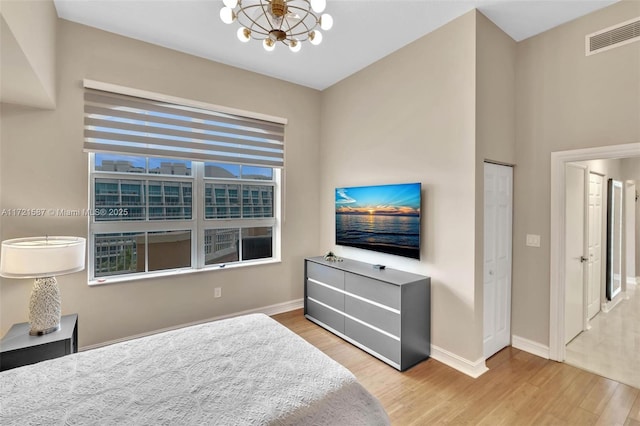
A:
[273, 309, 640, 425]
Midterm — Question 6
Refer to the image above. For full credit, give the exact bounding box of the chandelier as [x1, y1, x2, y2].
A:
[219, 0, 333, 52]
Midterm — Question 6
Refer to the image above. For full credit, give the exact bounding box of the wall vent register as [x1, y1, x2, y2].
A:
[586, 16, 640, 56]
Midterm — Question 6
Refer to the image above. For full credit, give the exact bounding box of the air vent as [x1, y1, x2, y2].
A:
[586, 16, 640, 56]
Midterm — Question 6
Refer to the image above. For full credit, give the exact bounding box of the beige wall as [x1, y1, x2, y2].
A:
[0, 0, 57, 108]
[318, 10, 517, 364]
[320, 11, 481, 362]
[0, 19, 322, 347]
[513, 0, 640, 345]
[475, 11, 517, 351]
[476, 12, 516, 166]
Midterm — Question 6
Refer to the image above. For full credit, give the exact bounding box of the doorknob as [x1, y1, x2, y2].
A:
[580, 256, 588, 263]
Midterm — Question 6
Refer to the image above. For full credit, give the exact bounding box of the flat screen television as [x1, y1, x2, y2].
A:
[335, 182, 421, 259]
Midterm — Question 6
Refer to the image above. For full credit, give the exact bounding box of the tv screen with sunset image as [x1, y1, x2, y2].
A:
[335, 183, 421, 259]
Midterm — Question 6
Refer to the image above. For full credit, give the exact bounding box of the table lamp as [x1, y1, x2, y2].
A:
[0, 236, 86, 335]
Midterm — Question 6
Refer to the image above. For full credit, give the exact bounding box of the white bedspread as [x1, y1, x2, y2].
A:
[0, 313, 389, 425]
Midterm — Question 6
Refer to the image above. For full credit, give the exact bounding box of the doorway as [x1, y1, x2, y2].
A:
[549, 142, 640, 361]
[561, 155, 640, 389]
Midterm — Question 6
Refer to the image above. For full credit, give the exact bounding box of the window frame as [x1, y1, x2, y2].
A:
[88, 154, 281, 285]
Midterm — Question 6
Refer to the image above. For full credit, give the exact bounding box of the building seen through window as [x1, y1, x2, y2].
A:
[90, 155, 277, 280]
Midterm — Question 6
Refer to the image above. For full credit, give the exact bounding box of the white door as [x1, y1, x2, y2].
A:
[587, 173, 603, 320]
[565, 163, 587, 344]
[483, 163, 513, 358]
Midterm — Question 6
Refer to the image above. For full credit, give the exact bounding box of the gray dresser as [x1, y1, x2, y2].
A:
[304, 256, 430, 371]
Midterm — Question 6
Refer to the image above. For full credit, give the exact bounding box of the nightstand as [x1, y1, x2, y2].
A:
[0, 313, 78, 372]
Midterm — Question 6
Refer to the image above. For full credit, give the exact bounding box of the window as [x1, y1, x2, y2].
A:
[84, 83, 284, 283]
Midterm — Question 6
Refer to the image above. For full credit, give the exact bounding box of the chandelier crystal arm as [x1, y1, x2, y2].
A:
[283, 19, 313, 41]
[283, 5, 314, 32]
[237, 4, 274, 36]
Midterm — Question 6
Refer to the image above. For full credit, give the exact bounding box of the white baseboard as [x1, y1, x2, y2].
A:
[511, 335, 550, 359]
[258, 299, 304, 316]
[627, 277, 639, 286]
[430, 345, 488, 378]
[81, 298, 304, 352]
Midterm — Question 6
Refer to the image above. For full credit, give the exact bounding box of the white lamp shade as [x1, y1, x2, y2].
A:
[237, 27, 251, 42]
[0, 236, 86, 279]
[309, 30, 323, 45]
[289, 40, 302, 52]
[320, 14, 333, 31]
[310, 0, 326, 13]
[263, 39, 276, 51]
[220, 7, 235, 24]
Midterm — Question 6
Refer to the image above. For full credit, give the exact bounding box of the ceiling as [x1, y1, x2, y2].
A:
[53, 0, 619, 91]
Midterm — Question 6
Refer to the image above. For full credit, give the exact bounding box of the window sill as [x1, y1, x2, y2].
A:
[87, 257, 281, 286]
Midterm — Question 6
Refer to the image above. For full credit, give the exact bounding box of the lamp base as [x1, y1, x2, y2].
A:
[28, 277, 62, 336]
[29, 324, 61, 336]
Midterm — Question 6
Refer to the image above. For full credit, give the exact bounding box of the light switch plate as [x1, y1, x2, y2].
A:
[526, 234, 541, 247]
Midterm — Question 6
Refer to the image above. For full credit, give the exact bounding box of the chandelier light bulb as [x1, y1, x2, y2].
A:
[309, 30, 323, 45]
[263, 38, 276, 52]
[223, 0, 238, 8]
[237, 27, 251, 42]
[289, 40, 301, 53]
[220, 7, 235, 24]
[320, 14, 333, 31]
[310, 0, 326, 14]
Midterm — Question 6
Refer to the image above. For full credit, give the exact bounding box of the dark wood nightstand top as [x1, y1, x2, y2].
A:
[1, 314, 78, 352]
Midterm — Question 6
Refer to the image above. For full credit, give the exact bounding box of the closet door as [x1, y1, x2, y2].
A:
[483, 163, 513, 358]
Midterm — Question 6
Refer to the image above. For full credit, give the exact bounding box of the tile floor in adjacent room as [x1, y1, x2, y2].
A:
[565, 283, 640, 390]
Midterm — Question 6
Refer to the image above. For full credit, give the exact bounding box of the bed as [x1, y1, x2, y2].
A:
[0, 313, 389, 425]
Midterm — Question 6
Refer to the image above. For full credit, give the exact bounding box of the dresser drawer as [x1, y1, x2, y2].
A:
[345, 273, 400, 310]
[307, 279, 344, 311]
[345, 318, 400, 365]
[345, 295, 400, 338]
[307, 298, 345, 334]
[307, 262, 345, 290]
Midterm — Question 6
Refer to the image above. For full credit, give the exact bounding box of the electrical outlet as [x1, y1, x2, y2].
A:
[526, 234, 541, 247]
[214, 287, 222, 298]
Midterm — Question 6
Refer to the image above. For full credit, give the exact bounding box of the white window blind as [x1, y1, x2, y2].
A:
[84, 89, 285, 168]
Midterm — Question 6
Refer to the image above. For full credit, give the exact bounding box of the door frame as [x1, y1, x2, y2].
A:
[549, 142, 640, 362]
